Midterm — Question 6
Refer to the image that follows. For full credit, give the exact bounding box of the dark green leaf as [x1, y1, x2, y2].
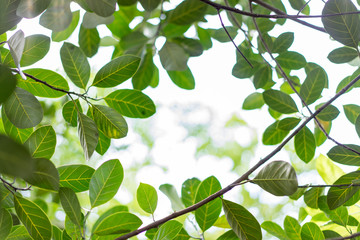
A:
[58, 164, 95, 192]
[52, 10, 80, 42]
[0, 208, 12, 239]
[278, 117, 301, 131]
[323, 230, 341, 238]
[315, 104, 340, 121]
[153, 220, 182, 240]
[253, 65, 272, 89]
[168, 0, 207, 25]
[300, 222, 324, 240]
[294, 126, 315, 163]
[304, 187, 323, 209]
[0, 183, 14, 208]
[232, 58, 256, 79]
[0, 0, 22, 35]
[87, 0, 116, 17]
[1, 107, 33, 143]
[137, 182, 158, 214]
[300, 68, 327, 105]
[276, 51, 306, 70]
[284, 216, 301, 240]
[23, 158, 59, 190]
[159, 42, 188, 71]
[39, 0, 72, 31]
[173, 37, 203, 57]
[328, 47, 358, 63]
[242, 92, 264, 110]
[263, 89, 298, 114]
[20, 34, 50, 67]
[132, 50, 154, 90]
[327, 144, 360, 166]
[95, 130, 111, 155]
[212, 27, 238, 43]
[16, 0, 50, 18]
[217, 230, 239, 240]
[92, 105, 127, 139]
[181, 177, 201, 208]
[344, 104, 360, 124]
[262, 121, 289, 145]
[167, 67, 195, 90]
[62, 99, 82, 127]
[77, 112, 99, 161]
[0, 64, 16, 103]
[59, 187, 82, 227]
[139, 0, 161, 11]
[159, 184, 184, 211]
[93, 212, 142, 236]
[24, 125, 56, 159]
[79, 25, 100, 57]
[261, 221, 288, 240]
[272, 32, 294, 53]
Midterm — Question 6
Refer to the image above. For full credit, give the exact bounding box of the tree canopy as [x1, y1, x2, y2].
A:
[1, 0, 360, 239]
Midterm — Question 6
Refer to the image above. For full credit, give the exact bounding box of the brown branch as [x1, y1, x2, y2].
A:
[328, 231, 360, 240]
[298, 184, 360, 188]
[0, 177, 32, 192]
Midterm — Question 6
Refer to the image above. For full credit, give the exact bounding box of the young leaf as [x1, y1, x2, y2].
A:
[327, 144, 360, 166]
[0, 64, 17, 104]
[222, 199, 262, 240]
[24, 125, 56, 159]
[159, 184, 184, 211]
[300, 222, 324, 240]
[89, 159, 124, 208]
[20, 34, 50, 67]
[181, 177, 201, 208]
[168, 0, 207, 25]
[316, 154, 344, 185]
[294, 126, 315, 163]
[87, 0, 116, 17]
[159, 42, 188, 71]
[78, 25, 100, 57]
[167, 67, 195, 90]
[284, 216, 301, 240]
[105, 89, 156, 118]
[327, 47, 358, 64]
[195, 176, 222, 231]
[153, 220, 182, 240]
[77, 112, 99, 161]
[263, 89, 298, 114]
[16, 0, 51, 18]
[299, 68, 327, 105]
[14, 196, 52, 240]
[0, 208, 12, 240]
[92, 55, 140, 87]
[59, 187, 82, 227]
[0, 0, 22, 35]
[23, 158, 59, 190]
[261, 221, 289, 240]
[137, 183, 158, 214]
[58, 164, 95, 192]
[52, 10, 80, 42]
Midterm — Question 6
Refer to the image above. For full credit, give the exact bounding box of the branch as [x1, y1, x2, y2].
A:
[328, 231, 360, 240]
[298, 183, 360, 188]
[0, 177, 32, 193]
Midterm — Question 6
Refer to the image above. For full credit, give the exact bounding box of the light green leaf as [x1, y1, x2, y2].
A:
[132, 50, 154, 90]
[62, 99, 82, 127]
[314, 119, 331, 147]
[14, 195, 52, 240]
[327, 144, 360, 166]
[87, 0, 116, 17]
[294, 126, 315, 163]
[263, 89, 298, 114]
[300, 68, 326, 105]
[137, 183, 158, 214]
[0, 64, 17, 103]
[19, 34, 50, 67]
[197, 26, 213, 50]
[8, 30, 25, 71]
[16, 0, 51, 18]
[181, 177, 201, 208]
[77, 112, 99, 161]
[105, 89, 156, 118]
[167, 67, 195, 90]
[261, 221, 288, 240]
[79, 25, 100, 57]
[52, 10, 80, 42]
[82, 12, 114, 29]
[92, 55, 140, 87]
[59, 187, 82, 227]
[343, 104, 360, 124]
[315, 104, 339, 121]
[322, 0, 360, 48]
[304, 187, 323, 209]
[1, 107, 33, 143]
[6, 226, 32, 240]
[159, 42, 188, 71]
[159, 184, 184, 211]
[316, 154, 344, 185]
[23, 125, 56, 158]
[92, 205, 129, 235]
[213, 215, 231, 229]
[222, 199, 262, 240]
[195, 176, 222, 231]
[23, 158, 59, 190]
[91, 104, 128, 139]
[58, 164, 95, 192]
[139, 0, 161, 11]
[39, 0, 72, 31]
[89, 159, 124, 208]
[168, 0, 207, 25]
[276, 51, 306, 70]
[328, 47, 358, 63]
[153, 220, 182, 240]
[284, 216, 301, 240]
[0, 0, 22, 35]
[272, 32, 294, 53]
[95, 130, 111, 155]
[242, 92, 264, 110]
[300, 222, 324, 240]
[262, 121, 289, 145]
[0, 208, 12, 240]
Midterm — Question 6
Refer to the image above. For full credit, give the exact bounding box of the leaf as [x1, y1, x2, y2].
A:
[284, 216, 301, 240]
[79, 25, 100, 57]
[20, 34, 50, 67]
[195, 176, 222, 231]
[355, 114, 360, 138]
[159, 184, 184, 211]
[159, 42, 188, 71]
[168, 0, 207, 25]
[92, 212, 142, 236]
[263, 89, 298, 114]
[1, 107, 33, 143]
[217, 230, 238, 240]
[92, 205, 129, 233]
[314, 119, 331, 147]
[0, 64, 17, 104]
[272, 32, 294, 53]
[300, 222, 324, 240]
[16, 0, 50, 18]
[212, 27, 238, 43]
[7, 225, 32, 240]
[87, 0, 116, 17]
[167, 67, 195, 90]
[275, 51, 306, 70]
[14, 195, 52, 240]
[322, 0, 360, 48]
[95, 130, 111, 155]
[77, 112, 99, 161]
[343, 104, 360, 124]
[277, 117, 301, 131]
[105, 89, 156, 118]
[181, 177, 201, 208]
[89, 159, 124, 208]
[8, 30, 25, 71]
[82, 12, 114, 29]
[294, 126, 315, 163]
[0, 0, 22, 35]
[58, 164, 95, 192]
[261, 221, 288, 240]
[173, 37, 203, 57]
[132, 50, 154, 90]
[242, 92, 264, 110]
[232, 58, 256, 79]
[39, 0, 72, 31]
[137, 183, 158, 214]
[139, 0, 161, 11]
[253, 65, 272, 89]
[52, 10, 80, 42]
[327, 171, 360, 209]
[327, 144, 360, 166]
[262, 121, 289, 145]
[92, 55, 140, 87]
[64, 215, 82, 239]
[299, 68, 327, 105]
[62, 99, 82, 127]
[59, 187, 82, 227]
[0, 208, 12, 240]
[328, 47, 358, 63]
[153, 220, 182, 240]
[315, 104, 340, 121]
[304, 187, 323, 209]
[222, 199, 262, 240]
[316, 154, 344, 185]
[60, 42, 90, 89]
[23, 125, 56, 159]
[23, 158, 59, 190]
[52, 225, 62, 240]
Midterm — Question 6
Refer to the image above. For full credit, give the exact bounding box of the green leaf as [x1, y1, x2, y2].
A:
[222, 199, 262, 240]
[52, 225, 62, 240]
[159, 184, 184, 211]
[163, 23, 190, 38]
[262, 121, 289, 145]
[195, 176, 222, 231]
[89, 159, 124, 208]
[327, 47, 358, 63]
[95, 130, 111, 155]
[261, 221, 288, 240]
[4, 87, 43, 128]
[181, 177, 201, 208]
[0, 0, 22, 35]
[59, 187, 82, 227]
[92, 205, 129, 233]
[294, 126, 315, 163]
[327, 171, 360, 209]
[137, 183, 158, 214]
[315, 104, 340, 121]
[1, 107, 33, 143]
[167, 67, 195, 90]
[20, 34, 50, 67]
[92, 55, 140, 87]
[278, 117, 301, 131]
[0, 182, 14, 208]
[77, 112, 99, 161]
[304, 187, 323, 209]
[299, 68, 327, 105]
[327, 144, 360, 166]
[253, 161, 298, 196]
[16, 0, 50, 18]
[58, 164, 95, 192]
[344, 104, 360, 124]
[0, 208, 12, 239]
[323, 230, 341, 239]
[87, 0, 116, 17]
[314, 119, 331, 147]
[275, 51, 306, 70]
[39, 0, 72, 31]
[212, 27, 238, 43]
[62, 99, 82, 127]
[8, 30, 25, 71]
[316, 154, 344, 185]
[104, 89, 156, 118]
[197, 26, 213, 50]
[242, 92, 264, 110]
[79, 25, 100, 57]
[173, 37, 203, 57]
[82, 12, 114, 29]
[153, 220, 182, 240]
[64, 215, 82, 240]
[23, 158, 59, 190]
[355, 114, 360, 138]
[173, 228, 190, 240]
[120, 31, 148, 53]
[132, 50, 154, 90]
[232, 58, 256, 79]
[263, 89, 298, 114]
[322, 0, 360, 48]
[60, 42, 90, 89]
[23, 125, 56, 159]
[139, 0, 161, 11]
[272, 32, 294, 53]
[217, 230, 238, 240]
[159, 42, 188, 71]
[0, 64, 17, 104]
[14, 195, 52, 240]
[284, 216, 301, 240]
[253, 65, 272, 89]
[52, 10, 80, 42]
[168, 0, 207, 25]
[92, 212, 142, 236]
[300, 222, 324, 240]
[7, 225, 32, 240]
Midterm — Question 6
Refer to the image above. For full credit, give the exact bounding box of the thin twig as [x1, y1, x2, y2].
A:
[298, 184, 360, 188]
[328, 231, 360, 240]
[0, 177, 32, 192]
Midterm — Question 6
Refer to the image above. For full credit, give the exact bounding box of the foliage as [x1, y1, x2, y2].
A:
[1, 0, 360, 239]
